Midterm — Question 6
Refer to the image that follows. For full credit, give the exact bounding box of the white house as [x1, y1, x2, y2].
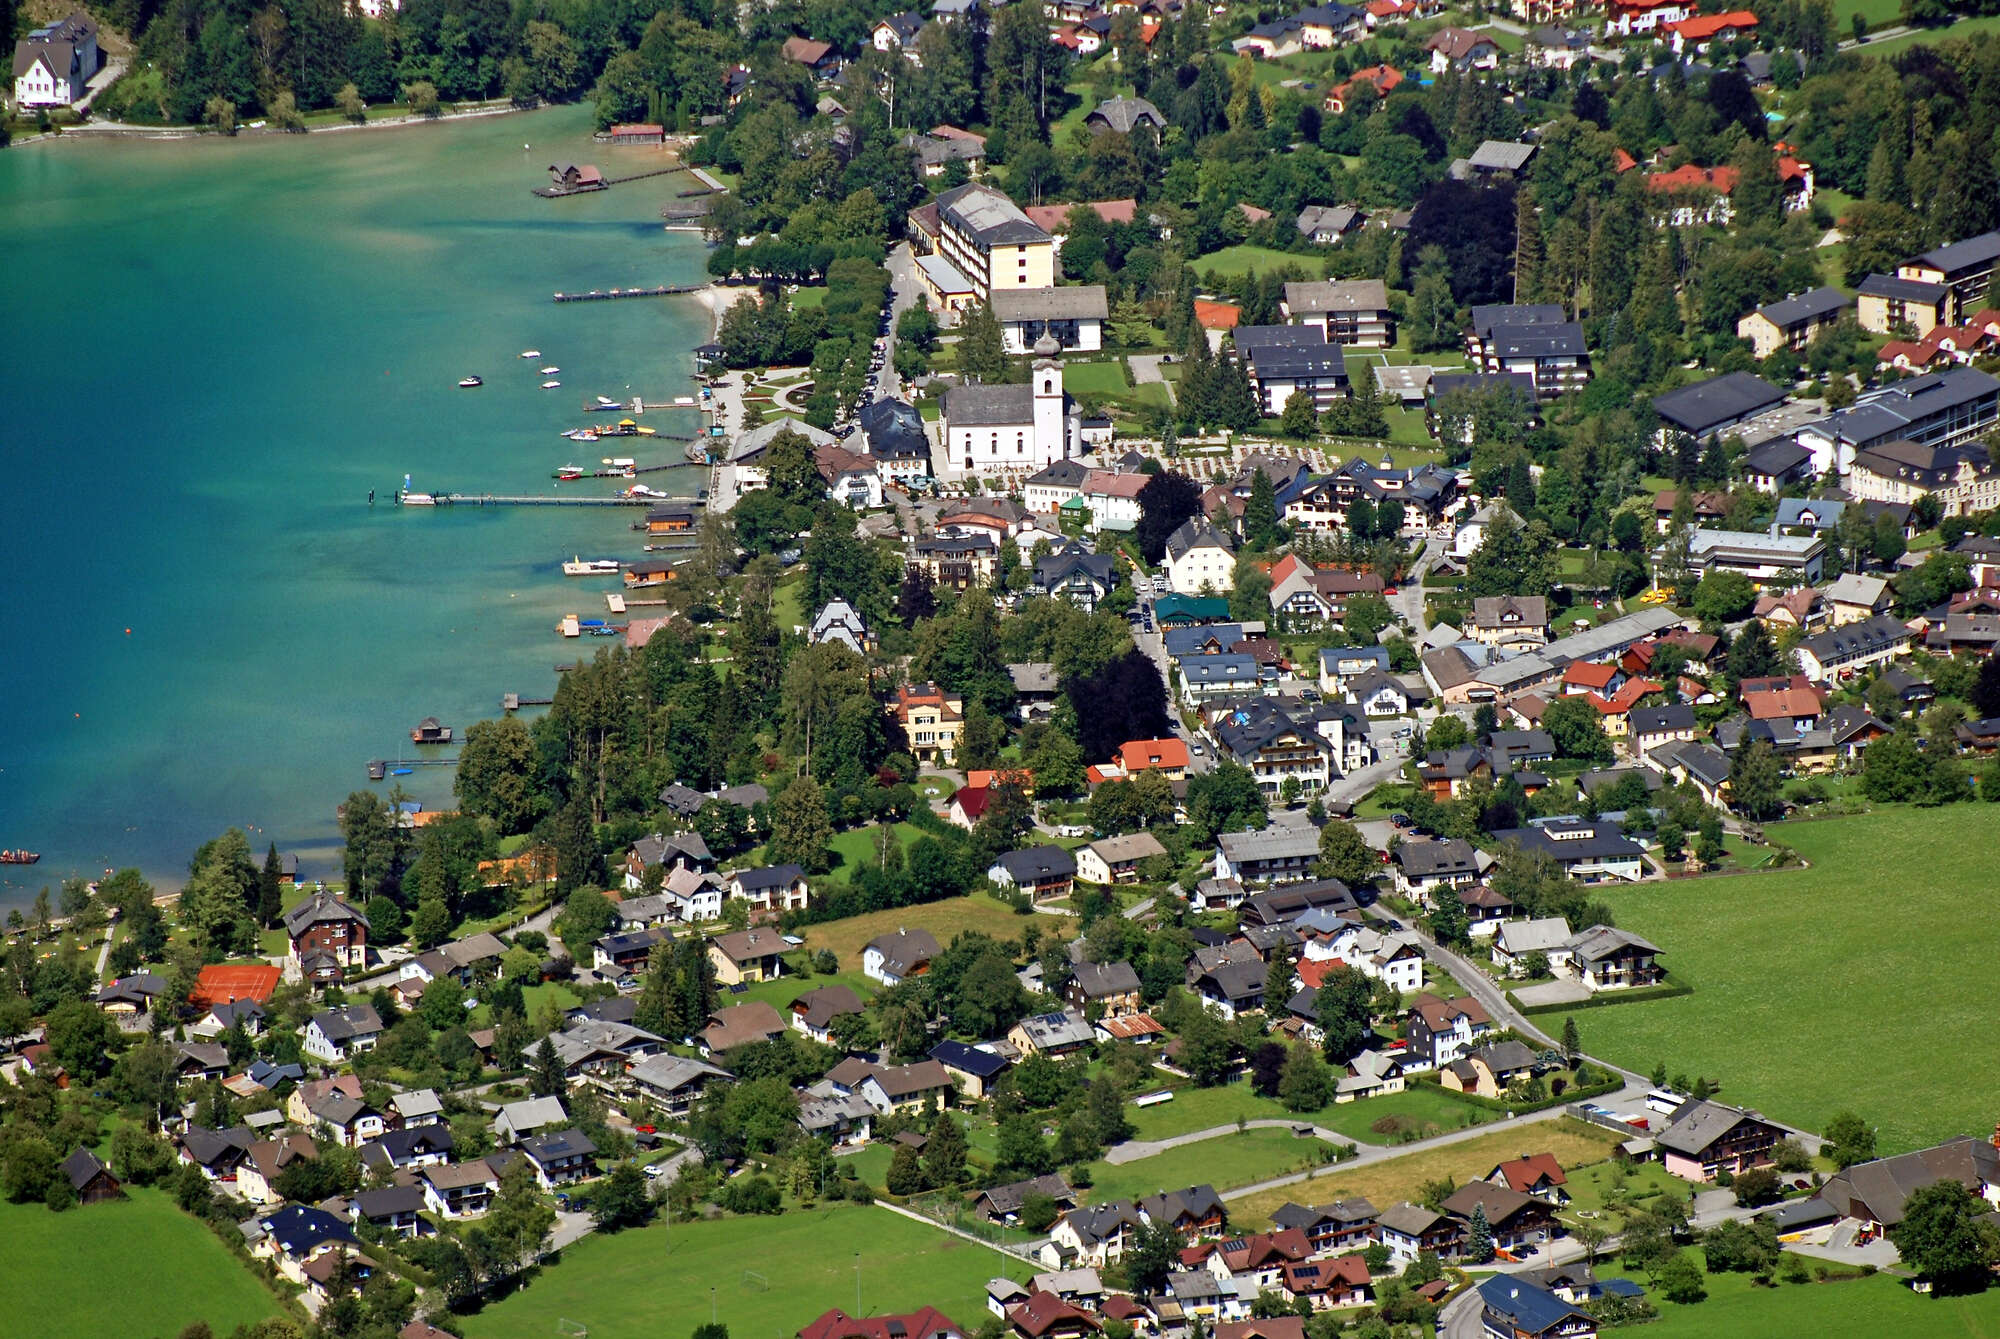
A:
[863, 928, 941, 986]
[1080, 468, 1150, 533]
[12, 13, 98, 108]
[1490, 918, 1575, 976]
[994, 285, 1108, 354]
[303, 1006, 385, 1064]
[1163, 517, 1237, 594]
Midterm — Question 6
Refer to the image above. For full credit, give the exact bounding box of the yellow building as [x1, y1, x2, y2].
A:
[919, 182, 1056, 307]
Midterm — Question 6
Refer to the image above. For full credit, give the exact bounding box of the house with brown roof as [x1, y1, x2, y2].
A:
[283, 889, 369, 984]
[800, 1308, 967, 1339]
[1404, 994, 1492, 1070]
[1007, 1291, 1101, 1339]
[789, 984, 865, 1044]
[1278, 1254, 1373, 1310]
[1657, 1100, 1783, 1182]
[698, 1001, 789, 1055]
[708, 926, 791, 984]
[864, 927, 941, 985]
[780, 34, 840, 76]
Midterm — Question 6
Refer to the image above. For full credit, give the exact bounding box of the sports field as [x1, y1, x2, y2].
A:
[0, 1188, 282, 1339]
[1585, 808, 1999, 1153]
[461, 1204, 1029, 1339]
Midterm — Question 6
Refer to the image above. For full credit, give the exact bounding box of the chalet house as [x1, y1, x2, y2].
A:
[1007, 1292, 1101, 1339]
[1191, 1229, 1312, 1290]
[1491, 917, 1574, 977]
[493, 1096, 568, 1144]
[1278, 1255, 1372, 1310]
[253, 1205, 360, 1286]
[1737, 286, 1849, 358]
[1139, 1185, 1227, 1238]
[1076, 832, 1168, 885]
[1657, 1100, 1783, 1182]
[1468, 595, 1550, 651]
[306, 1089, 386, 1147]
[347, 1184, 428, 1239]
[627, 1053, 731, 1116]
[1045, 1200, 1147, 1267]
[989, 845, 1078, 901]
[303, 1005, 385, 1064]
[1271, 1198, 1377, 1253]
[1488, 1153, 1570, 1204]
[1629, 703, 1698, 760]
[1474, 1277, 1595, 1339]
[1443, 1181, 1560, 1254]
[726, 864, 810, 918]
[177, 1125, 253, 1183]
[1459, 884, 1516, 936]
[283, 890, 369, 984]
[1567, 925, 1664, 991]
[930, 1039, 1011, 1100]
[358, 1124, 453, 1173]
[421, 1160, 501, 1218]
[1035, 549, 1119, 610]
[698, 1001, 789, 1055]
[594, 926, 672, 976]
[1391, 837, 1481, 905]
[520, 1129, 598, 1188]
[1405, 994, 1492, 1070]
[1439, 1037, 1538, 1097]
[976, 1173, 1077, 1224]
[864, 928, 941, 985]
[1008, 1010, 1097, 1058]
[1425, 25, 1499, 70]
[790, 984, 865, 1045]
[237, 1134, 317, 1206]
[1214, 826, 1320, 885]
[1374, 1202, 1462, 1262]
[1335, 1047, 1407, 1102]
[1066, 959, 1143, 1016]
[707, 927, 789, 985]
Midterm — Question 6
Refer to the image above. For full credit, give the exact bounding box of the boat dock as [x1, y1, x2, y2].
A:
[534, 166, 686, 198]
[553, 285, 705, 303]
[502, 692, 556, 711]
[400, 491, 661, 507]
[368, 757, 458, 779]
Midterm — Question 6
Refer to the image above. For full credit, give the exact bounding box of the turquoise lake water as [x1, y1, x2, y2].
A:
[0, 105, 712, 905]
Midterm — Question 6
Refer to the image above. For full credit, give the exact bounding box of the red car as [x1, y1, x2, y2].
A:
[635, 1124, 657, 1135]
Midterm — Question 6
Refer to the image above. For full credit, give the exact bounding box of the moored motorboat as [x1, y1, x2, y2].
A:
[542, 380, 562, 389]
[562, 557, 621, 575]
[0, 850, 39, 865]
[458, 376, 483, 388]
[555, 465, 585, 480]
[520, 350, 542, 358]
[540, 366, 560, 374]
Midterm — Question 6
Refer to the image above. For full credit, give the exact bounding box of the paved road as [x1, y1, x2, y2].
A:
[880, 243, 922, 405]
[1122, 896, 1156, 921]
[1135, 620, 1215, 775]
[1128, 354, 1175, 405]
[1394, 537, 1434, 642]
[1105, 1119, 1359, 1165]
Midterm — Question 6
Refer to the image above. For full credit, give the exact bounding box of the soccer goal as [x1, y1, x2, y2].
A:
[557, 1319, 589, 1338]
[741, 1269, 771, 1292]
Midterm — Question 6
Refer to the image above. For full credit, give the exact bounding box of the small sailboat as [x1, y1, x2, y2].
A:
[542, 379, 562, 389]
[521, 350, 542, 359]
[458, 376, 483, 388]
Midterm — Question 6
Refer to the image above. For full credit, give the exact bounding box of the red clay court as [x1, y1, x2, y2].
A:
[191, 963, 282, 1007]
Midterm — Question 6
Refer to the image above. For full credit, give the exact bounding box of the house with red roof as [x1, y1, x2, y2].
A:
[1486, 1152, 1571, 1203]
[1664, 7, 1755, 53]
[1323, 63, 1403, 113]
[1116, 738, 1190, 777]
[1278, 1254, 1373, 1309]
[1648, 151, 1814, 225]
[1605, 0, 1691, 36]
[799, 1309, 966, 1339]
[1006, 1292, 1101, 1339]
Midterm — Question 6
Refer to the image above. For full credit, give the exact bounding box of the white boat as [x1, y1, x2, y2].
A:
[595, 395, 620, 407]
[562, 557, 622, 576]
[540, 366, 560, 374]
[458, 376, 483, 388]
[542, 380, 562, 389]
[574, 430, 598, 442]
[521, 350, 542, 358]
[604, 457, 636, 470]
[555, 465, 585, 479]
[624, 484, 667, 499]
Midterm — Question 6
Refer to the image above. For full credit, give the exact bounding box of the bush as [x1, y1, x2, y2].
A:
[720, 1175, 782, 1215]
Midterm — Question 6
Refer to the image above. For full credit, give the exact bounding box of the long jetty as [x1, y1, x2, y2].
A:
[399, 491, 687, 507]
[502, 693, 555, 711]
[554, 284, 705, 303]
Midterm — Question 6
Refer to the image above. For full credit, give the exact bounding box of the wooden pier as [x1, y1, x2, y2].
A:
[368, 757, 458, 779]
[502, 693, 556, 711]
[400, 491, 659, 507]
[553, 284, 705, 303]
[534, 166, 686, 198]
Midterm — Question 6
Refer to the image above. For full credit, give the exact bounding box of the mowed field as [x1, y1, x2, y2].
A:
[1602, 1254, 2000, 1338]
[0, 1189, 282, 1339]
[795, 894, 1074, 969]
[1229, 1121, 1623, 1228]
[461, 1204, 1030, 1339]
[1584, 808, 1999, 1154]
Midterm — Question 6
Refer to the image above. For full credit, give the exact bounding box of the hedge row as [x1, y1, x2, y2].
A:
[1508, 981, 1695, 1017]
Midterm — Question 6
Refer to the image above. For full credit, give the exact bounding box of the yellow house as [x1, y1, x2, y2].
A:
[892, 681, 965, 763]
[922, 182, 1056, 306]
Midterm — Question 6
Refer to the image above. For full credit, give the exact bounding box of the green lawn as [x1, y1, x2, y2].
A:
[772, 574, 805, 629]
[1600, 1254, 2000, 1338]
[1554, 1158, 1690, 1228]
[826, 822, 925, 882]
[1195, 245, 1320, 280]
[1585, 808, 2000, 1154]
[473, 981, 582, 1027]
[462, 1204, 1031, 1339]
[1834, 0, 1901, 29]
[1085, 1127, 1336, 1203]
[1063, 361, 1133, 396]
[1862, 11, 2000, 54]
[1313, 1085, 1496, 1142]
[0, 1189, 283, 1339]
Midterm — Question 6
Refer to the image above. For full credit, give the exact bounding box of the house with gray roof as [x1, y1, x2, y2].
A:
[1658, 1100, 1783, 1182]
[993, 285, 1109, 353]
[1214, 826, 1321, 885]
[1085, 95, 1165, 135]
